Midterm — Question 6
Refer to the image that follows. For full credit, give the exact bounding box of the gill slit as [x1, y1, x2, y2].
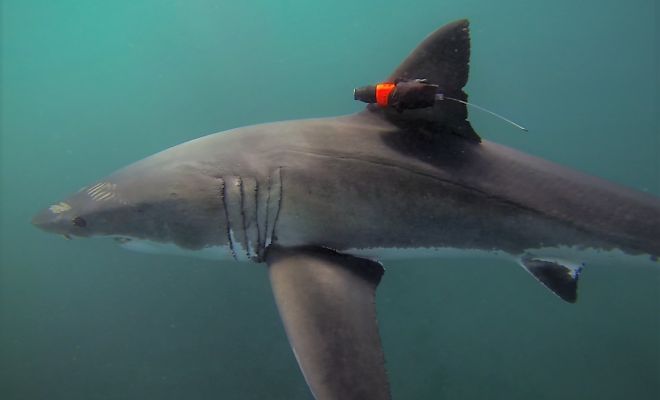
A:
[220, 177, 237, 261]
[254, 179, 262, 258]
[271, 167, 284, 243]
[237, 176, 251, 260]
[264, 173, 272, 248]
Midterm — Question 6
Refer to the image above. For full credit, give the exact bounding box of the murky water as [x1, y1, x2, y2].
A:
[1, 1, 658, 399]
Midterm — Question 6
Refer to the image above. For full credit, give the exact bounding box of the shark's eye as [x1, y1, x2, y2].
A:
[72, 216, 87, 227]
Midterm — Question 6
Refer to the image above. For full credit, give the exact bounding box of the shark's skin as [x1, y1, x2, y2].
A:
[32, 111, 660, 261]
[32, 19, 660, 400]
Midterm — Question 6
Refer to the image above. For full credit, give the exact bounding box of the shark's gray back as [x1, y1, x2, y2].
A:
[231, 112, 660, 259]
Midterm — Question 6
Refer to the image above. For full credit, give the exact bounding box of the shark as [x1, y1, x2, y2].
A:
[32, 19, 659, 400]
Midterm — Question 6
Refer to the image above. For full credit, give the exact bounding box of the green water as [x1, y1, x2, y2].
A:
[1, 0, 658, 399]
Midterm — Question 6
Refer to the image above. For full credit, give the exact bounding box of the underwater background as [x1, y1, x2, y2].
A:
[1, 0, 658, 399]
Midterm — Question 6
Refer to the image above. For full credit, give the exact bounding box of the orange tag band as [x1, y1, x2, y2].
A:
[375, 82, 396, 107]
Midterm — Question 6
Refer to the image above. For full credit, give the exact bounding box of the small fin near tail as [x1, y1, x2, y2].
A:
[520, 255, 584, 303]
[367, 19, 480, 142]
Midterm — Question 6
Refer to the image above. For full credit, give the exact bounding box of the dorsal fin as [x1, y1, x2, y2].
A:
[388, 19, 471, 91]
[368, 19, 480, 142]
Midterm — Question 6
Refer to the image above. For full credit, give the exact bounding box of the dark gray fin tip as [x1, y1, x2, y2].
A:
[521, 256, 583, 303]
[323, 247, 384, 285]
[369, 19, 480, 142]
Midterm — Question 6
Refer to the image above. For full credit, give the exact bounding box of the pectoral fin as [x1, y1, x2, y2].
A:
[266, 246, 390, 400]
[520, 255, 584, 303]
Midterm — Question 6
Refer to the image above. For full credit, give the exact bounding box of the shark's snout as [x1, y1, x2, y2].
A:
[32, 202, 74, 233]
[32, 198, 92, 237]
[31, 207, 53, 230]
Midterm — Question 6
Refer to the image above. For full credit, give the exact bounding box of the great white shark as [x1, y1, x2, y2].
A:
[32, 20, 659, 399]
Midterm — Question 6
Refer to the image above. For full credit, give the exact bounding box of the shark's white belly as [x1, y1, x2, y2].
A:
[349, 245, 655, 267]
[118, 238, 656, 268]
[119, 239, 235, 261]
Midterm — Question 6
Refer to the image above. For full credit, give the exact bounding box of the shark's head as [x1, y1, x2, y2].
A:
[31, 151, 232, 256]
[32, 130, 272, 262]
[31, 181, 119, 239]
